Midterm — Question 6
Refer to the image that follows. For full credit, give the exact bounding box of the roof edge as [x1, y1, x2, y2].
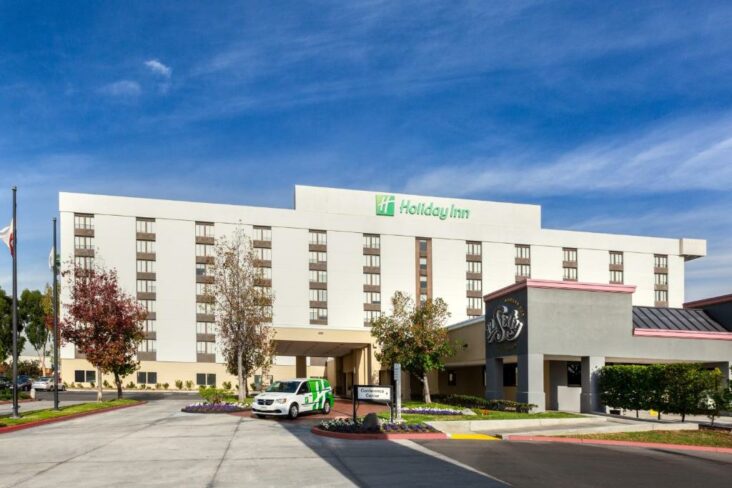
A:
[684, 293, 732, 309]
[484, 279, 636, 303]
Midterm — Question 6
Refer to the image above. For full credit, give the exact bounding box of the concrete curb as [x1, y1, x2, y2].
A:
[427, 416, 599, 434]
[504, 435, 732, 454]
[311, 426, 448, 440]
[0, 400, 147, 435]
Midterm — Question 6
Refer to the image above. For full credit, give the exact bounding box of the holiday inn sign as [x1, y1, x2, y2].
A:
[375, 194, 471, 221]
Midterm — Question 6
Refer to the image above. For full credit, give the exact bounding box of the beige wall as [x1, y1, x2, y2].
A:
[437, 366, 484, 397]
[445, 321, 485, 367]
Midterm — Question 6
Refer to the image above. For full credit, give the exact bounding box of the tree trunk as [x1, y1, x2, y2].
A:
[681, 413, 685, 423]
[237, 348, 245, 403]
[96, 365, 103, 402]
[115, 372, 123, 400]
[422, 373, 431, 404]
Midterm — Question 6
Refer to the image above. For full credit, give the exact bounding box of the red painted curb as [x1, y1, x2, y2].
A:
[0, 401, 147, 435]
[504, 435, 732, 454]
[310, 426, 448, 440]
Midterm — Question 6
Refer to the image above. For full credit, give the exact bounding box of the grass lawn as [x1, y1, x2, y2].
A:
[564, 430, 732, 448]
[378, 401, 583, 424]
[0, 399, 140, 427]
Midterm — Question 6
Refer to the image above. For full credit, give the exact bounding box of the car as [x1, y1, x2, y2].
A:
[0, 376, 10, 390]
[15, 375, 33, 391]
[252, 378, 334, 419]
[31, 376, 65, 391]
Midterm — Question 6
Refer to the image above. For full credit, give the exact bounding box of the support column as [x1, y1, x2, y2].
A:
[485, 357, 504, 400]
[517, 353, 545, 412]
[580, 356, 605, 413]
[718, 362, 731, 388]
[295, 356, 307, 378]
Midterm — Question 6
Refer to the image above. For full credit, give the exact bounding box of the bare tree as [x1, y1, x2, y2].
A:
[211, 226, 275, 402]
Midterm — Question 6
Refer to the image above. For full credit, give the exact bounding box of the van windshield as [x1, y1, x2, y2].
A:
[266, 381, 300, 393]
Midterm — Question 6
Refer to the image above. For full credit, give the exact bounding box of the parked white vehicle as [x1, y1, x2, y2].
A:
[252, 378, 334, 419]
[31, 376, 65, 391]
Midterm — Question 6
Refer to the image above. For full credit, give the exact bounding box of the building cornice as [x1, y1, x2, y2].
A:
[483, 279, 636, 303]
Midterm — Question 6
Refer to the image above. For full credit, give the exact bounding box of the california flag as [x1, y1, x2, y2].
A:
[0, 219, 14, 257]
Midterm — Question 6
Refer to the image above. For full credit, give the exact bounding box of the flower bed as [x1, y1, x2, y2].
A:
[181, 402, 249, 414]
[401, 407, 464, 416]
[318, 418, 438, 434]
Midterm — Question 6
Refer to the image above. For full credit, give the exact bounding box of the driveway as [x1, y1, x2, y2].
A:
[0, 399, 499, 487]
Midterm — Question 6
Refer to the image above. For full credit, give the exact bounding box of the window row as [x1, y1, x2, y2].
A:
[610, 269, 624, 284]
[466, 242, 481, 256]
[255, 247, 272, 261]
[610, 251, 623, 266]
[140, 299, 156, 313]
[467, 261, 482, 274]
[309, 230, 327, 245]
[309, 270, 327, 283]
[363, 235, 380, 249]
[142, 320, 155, 333]
[563, 248, 577, 263]
[137, 279, 156, 293]
[654, 273, 668, 286]
[196, 322, 217, 335]
[364, 310, 382, 323]
[253, 226, 271, 242]
[654, 254, 668, 269]
[196, 341, 215, 354]
[195, 262, 214, 276]
[310, 289, 328, 302]
[195, 223, 214, 238]
[563, 266, 577, 281]
[136, 220, 155, 234]
[137, 240, 156, 253]
[363, 273, 380, 286]
[309, 307, 328, 320]
[515, 244, 530, 260]
[363, 254, 380, 267]
[139, 339, 156, 352]
[515, 264, 530, 278]
[467, 297, 482, 310]
[137, 371, 157, 384]
[195, 243, 213, 257]
[364, 291, 381, 304]
[137, 259, 156, 273]
[309, 251, 326, 264]
[197, 302, 215, 315]
[74, 256, 94, 269]
[466, 279, 482, 292]
[74, 236, 93, 250]
[74, 215, 94, 230]
[196, 283, 213, 295]
[655, 289, 668, 304]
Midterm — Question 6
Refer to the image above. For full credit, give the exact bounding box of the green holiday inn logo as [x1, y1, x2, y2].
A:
[374, 194, 470, 221]
[375, 194, 395, 216]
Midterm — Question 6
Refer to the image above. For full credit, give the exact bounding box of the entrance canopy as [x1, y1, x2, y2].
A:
[272, 326, 373, 358]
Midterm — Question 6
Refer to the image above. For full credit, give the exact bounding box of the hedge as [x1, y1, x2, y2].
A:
[440, 394, 536, 413]
[598, 363, 728, 422]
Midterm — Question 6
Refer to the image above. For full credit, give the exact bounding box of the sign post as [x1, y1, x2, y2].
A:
[394, 363, 402, 422]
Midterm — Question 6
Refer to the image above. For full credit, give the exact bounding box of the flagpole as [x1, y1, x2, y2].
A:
[10, 186, 19, 418]
[52, 217, 59, 410]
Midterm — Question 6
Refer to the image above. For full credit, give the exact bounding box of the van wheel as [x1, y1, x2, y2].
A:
[322, 400, 331, 415]
[288, 403, 299, 419]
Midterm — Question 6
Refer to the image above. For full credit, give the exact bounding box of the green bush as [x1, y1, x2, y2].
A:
[199, 387, 228, 404]
[175, 380, 183, 390]
[441, 394, 536, 413]
[163, 382, 170, 390]
[155, 383, 162, 390]
[125, 381, 135, 389]
[89, 381, 95, 388]
[222, 381, 232, 390]
[185, 380, 193, 390]
[103, 380, 112, 389]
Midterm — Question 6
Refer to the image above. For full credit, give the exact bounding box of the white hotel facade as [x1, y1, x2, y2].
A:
[58, 185, 707, 398]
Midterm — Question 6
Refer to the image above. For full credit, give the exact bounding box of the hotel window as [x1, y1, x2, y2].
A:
[196, 373, 216, 387]
[364, 310, 382, 323]
[364, 254, 380, 268]
[140, 300, 156, 313]
[654, 254, 668, 269]
[610, 269, 624, 284]
[309, 251, 327, 264]
[310, 289, 328, 302]
[74, 256, 94, 269]
[655, 289, 668, 305]
[196, 341, 215, 354]
[309, 270, 327, 283]
[195, 243, 213, 257]
[567, 362, 582, 387]
[515, 264, 531, 279]
[74, 370, 96, 383]
[143, 320, 156, 333]
[363, 235, 380, 249]
[137, 372, 157, 385]
[363, 273, 380, 286]
[196, 302, 215, 315]
[140, 339, 157, 353]
[466, 261, 482, 274]
[137, 280, 156, 293]
[515, 245, 530, 260]
[309, 307, 328, 321]
[654, 254, 669, 306]
[609, 251, 623, 266]
[196, 283, 212, 296]
[255, 247, 272, 261]
[466, 242, 481, 256]
[137, 260, 156, 273]
[563, 248, 577, 263]
[467, 297, 482, 310]
[74, 236, 93, 250]
[466, 279, 482, 292]
[563, 266, 578, 281]
[196, 322, 217, 335]
[503, 364, 517, 387]
[195, 262, 213, 276]
[309, 230, 327, 245]
[418, 239, 428, 253]
[74, 214, 94, 230]
[136, 220, 155, 234]
[364, 291, 381, 304]
[258, 267, 272, 280]
[137, 240, 156, 253]
[655, 273, 668, 286]
[195, 223, 214, 238]
[447, 371, 457, 386]
[562, 247, 578, 282]
[253, 226, 271, 242]
[419, 257, 428, 271]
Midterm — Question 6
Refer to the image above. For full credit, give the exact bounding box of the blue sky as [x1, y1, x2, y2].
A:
[0, 1, 730, 301]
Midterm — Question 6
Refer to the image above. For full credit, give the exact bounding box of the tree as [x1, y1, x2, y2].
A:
[0, 286, 25, 364]
[20, 288, 49, 373]
[61, 264, 146, 401]
[370, 291, 455, 403]
[704, 371, 732, 426]
[663, 363, 718, 422]
[212, 226, 275, 402]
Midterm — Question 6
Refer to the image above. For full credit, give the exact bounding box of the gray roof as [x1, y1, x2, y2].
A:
[633, 306, 730, 333]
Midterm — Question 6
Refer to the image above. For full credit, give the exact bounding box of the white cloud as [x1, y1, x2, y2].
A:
[144, 59, 172, 78]
[98, 80, 141, 97]
[402, 114, 732, 198]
